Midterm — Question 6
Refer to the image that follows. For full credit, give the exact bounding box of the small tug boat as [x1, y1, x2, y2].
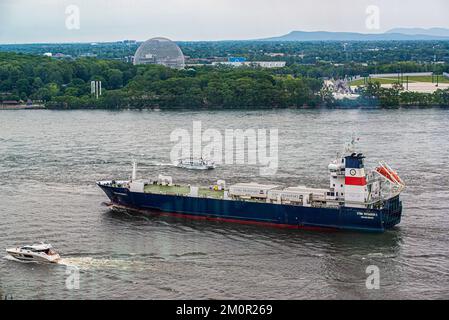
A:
[174, 157, 215, 170]
[98, 139, 405, 232]
[6, 243, 61, 264]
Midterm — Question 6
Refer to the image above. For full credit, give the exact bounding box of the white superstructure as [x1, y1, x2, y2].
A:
[6, 243, 61, 264]
[228, 139, 405, 209]
[229, 183, 280, 199]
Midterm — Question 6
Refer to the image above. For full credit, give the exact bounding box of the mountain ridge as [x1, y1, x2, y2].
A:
[386, 27, 449, 37]
[258, 29, 449, 41]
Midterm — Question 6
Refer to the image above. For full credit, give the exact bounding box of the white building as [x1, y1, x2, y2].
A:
[212, 61, 286, 68]
[255, 61, 287, 68]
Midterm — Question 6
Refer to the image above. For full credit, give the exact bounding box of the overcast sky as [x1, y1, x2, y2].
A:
[1, 0, 448, 43]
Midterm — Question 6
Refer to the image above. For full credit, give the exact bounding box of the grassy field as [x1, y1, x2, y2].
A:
[350, 75, 449, 86]
[350, 78, 399, 86]
[145, 184, 190, 195]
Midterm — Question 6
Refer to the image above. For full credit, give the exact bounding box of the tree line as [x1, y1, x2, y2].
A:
[1, 52, 448, 109]
[0, 52, 322, 109]
[3, 41, 448, 66]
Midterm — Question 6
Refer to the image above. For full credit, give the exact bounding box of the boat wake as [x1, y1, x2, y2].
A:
[57, 257, 155, 272]
[154, 162, 176, 167]
[5, 254, 155, 271]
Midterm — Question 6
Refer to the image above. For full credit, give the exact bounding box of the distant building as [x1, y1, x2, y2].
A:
[80, 53, 97, 58]
[324, 79, 360, 100]
[228, 57, 247, 63]
[53, 53, 72, 59]
[265, 53, 285, 57]
[134, 37, 185, 69]
[124, 55, 135, 64]
[253, 61, 286, 68]
[91, 81, 102, 99]
[212, 61, 286, 68]
[185, 57, 221, 65]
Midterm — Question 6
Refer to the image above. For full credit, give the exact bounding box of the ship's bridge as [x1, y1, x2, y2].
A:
[345, 153, 365, 169]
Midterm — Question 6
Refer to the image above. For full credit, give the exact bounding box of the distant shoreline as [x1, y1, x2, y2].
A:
[1, 105, 447, 111]
[0, 104, 46, 110]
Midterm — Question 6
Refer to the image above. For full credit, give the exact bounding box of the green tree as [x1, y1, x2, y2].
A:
[106, 69, 123, 89]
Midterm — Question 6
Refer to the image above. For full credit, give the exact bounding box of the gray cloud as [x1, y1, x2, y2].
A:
[0, 0, 448, 43]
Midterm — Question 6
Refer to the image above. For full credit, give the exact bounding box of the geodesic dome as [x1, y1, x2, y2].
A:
[133, 37, 185, 69]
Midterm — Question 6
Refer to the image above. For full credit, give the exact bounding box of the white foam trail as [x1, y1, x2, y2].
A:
[57, 257, 154, 272]
[5, 254, 157, 272]
[137, 162, 175, 168]
[155, 162, 176, 167]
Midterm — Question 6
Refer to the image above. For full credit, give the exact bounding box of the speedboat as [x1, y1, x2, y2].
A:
[174, 157, 215, 170]
[6, 243, 61, 264]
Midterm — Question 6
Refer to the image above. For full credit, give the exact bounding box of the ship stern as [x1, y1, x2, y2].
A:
[382, 196, 403, 229]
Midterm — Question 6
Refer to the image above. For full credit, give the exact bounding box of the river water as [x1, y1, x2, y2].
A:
[0, 108, 448, 300]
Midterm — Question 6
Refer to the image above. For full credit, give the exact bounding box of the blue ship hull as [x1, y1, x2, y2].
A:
[98, 185, 402, 232]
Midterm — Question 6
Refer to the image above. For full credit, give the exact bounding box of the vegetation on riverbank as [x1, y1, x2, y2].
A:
[0, 52, 322, 109]
[1, 52, 448, 109]
[3, 41, 449, 67]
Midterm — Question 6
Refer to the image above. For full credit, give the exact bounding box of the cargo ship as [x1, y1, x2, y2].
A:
[97, 140, 405, 232]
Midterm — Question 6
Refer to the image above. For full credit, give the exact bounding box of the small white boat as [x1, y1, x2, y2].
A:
[6, 243, 61, 264]
[174, 157, 215, 170]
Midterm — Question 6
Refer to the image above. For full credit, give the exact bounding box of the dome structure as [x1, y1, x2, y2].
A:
[133, 37, 185, 69]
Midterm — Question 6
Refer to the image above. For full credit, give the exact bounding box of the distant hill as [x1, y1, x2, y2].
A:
[258, 30, 449, 41]
[387, 28, 449, 37]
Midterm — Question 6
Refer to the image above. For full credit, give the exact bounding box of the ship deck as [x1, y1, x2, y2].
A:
[144, 184, 225, 199]
[141, 184, 341, 207]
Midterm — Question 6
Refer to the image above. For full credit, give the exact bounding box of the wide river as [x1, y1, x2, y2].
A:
[0, 108, 448, 300]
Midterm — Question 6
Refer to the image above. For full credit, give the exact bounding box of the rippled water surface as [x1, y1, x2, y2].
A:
[0, 109, 448, 299]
